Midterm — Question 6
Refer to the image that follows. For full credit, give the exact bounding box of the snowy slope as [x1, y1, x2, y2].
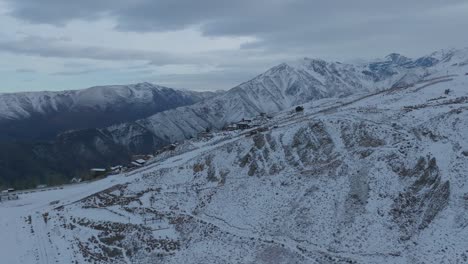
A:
[0, 82, 217, 141]
[0, 82, 214, 121]
[2, 67, 468, 263]
[101, 48, 468, 147]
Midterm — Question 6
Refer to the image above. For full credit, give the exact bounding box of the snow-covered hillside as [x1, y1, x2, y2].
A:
[2, 67, 468, 263]
[0, 82, 213, 121]
[102, 48, 468, 147]
[0, 82, 217, 141]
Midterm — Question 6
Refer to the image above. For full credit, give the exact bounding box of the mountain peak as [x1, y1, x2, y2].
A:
[385, 53, 411, 65]
[427, 47, 468, 64]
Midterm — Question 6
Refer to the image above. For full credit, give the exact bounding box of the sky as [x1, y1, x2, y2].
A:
[0, 0, 467, 93]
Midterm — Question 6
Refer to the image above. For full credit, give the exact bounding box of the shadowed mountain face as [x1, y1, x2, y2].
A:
[0, 82, 217, 141]
[0, 130, 131, 189]
[0, 83, 219, 189]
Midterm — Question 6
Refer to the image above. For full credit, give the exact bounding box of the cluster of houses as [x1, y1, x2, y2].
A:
[193, 112, 276, 141]
[155, 144, 177, 155]
[223, 113, 273, 132]
[1, 150, 174, 200]
[86, 153, 158, 180]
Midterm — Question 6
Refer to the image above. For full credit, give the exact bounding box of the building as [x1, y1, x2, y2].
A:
[134, 159, 146, 165]
[198, 131, 213, 139]
[109, 165, 123, 174]
[90, 168, 107, 178]
[236, 121, 251, 130]
[131, 161, 142, 167]
[0, 192, 18, 202]
[0, 192, 7, 202]
[162, 144, 177, 151]
[91, 168, 106, 172]
[36, 184, 48, 189]
[224, 124, 237, 131]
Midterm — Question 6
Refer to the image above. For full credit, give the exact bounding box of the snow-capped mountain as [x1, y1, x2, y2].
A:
[2, 61, 468, 263]
[2, 48, 467, 191]
[0, 82, 217, 141]
[98, 48, 468, 151]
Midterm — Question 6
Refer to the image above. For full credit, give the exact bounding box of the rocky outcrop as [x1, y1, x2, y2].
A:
[391, 157, 450, 240]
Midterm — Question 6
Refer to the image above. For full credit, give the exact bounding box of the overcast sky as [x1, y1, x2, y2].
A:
[0, 0, 467, 93]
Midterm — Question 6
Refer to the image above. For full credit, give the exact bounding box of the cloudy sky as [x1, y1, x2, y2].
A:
[0, 0, 467, 93]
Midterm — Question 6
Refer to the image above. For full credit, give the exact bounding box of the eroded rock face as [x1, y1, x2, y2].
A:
[291, 121, 336, 166]
[341, 121, 386, 149]
[391, 157, 450, 240]
[237, 121, 341, 178]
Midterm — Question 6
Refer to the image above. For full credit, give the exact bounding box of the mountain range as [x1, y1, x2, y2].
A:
[1, 47, 468, 189]
[70, 48, 468, 152]
[0, 82, 218, 141]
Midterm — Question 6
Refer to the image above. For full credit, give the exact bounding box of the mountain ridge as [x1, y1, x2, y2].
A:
[95, 47, 468, 152]
[0, 82, 219, 141]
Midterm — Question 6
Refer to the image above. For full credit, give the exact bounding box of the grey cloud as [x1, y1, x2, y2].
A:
[51, 69, 99, 76]
[3, 0, 468, 93]
[15, 68, 36, 73]
[0, 36, 210, 66]
[5, 0, 468, 58]
[155, 69, 258, 91]
[7, 1, 465, 34]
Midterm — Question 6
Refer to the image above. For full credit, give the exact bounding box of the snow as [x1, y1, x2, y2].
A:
[0, 82, 214, 122]
[0, 175, 135, 264]
[1, 48, 468, 263]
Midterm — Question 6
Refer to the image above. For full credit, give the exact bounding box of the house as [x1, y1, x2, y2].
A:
[70, 177, 82, 184]
[36, 184, 47, 189]
[198, 131, 213, 139]
[135, 159, 146, 165]
[236, 121, 251, 130]
[0, 192, 18, 202]
[0, 193, 6, 202]
[224, 124, 237, 131]
[91, 168, 106, 173]
[164, 144, 177, 151]
[90, 168, 107, 178]
[110, 165, 123, 174]
[131, 161, 142, 167]
[295, 106, 304, 112]
[259, 112, 273, 119]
